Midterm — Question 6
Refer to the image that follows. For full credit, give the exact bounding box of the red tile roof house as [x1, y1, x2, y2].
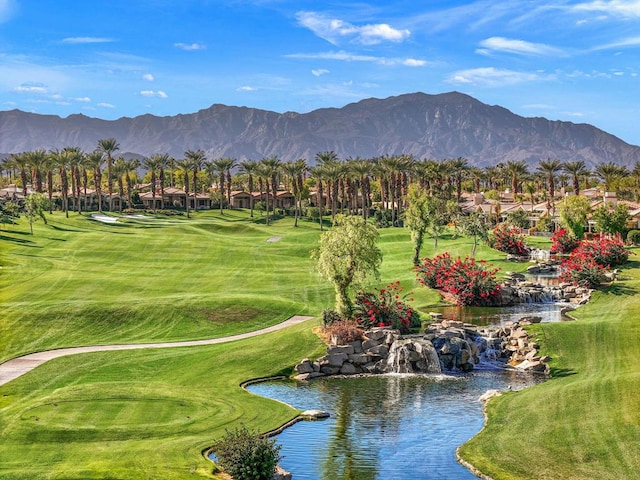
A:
[139, 187, 211, 210]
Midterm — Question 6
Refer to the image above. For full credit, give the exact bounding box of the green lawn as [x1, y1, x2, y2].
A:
[5, 209, 638, 480]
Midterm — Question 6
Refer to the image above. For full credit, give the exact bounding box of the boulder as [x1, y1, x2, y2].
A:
[340, 363, 357, 375]
[327, 345, 354, 355]
[294, 360, 314, 374]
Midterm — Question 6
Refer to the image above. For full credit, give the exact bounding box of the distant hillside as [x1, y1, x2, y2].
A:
[1, 91, 639, 167]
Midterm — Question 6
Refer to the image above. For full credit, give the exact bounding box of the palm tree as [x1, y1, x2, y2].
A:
[537, 159, 563, 201]
[281, 159, 307, 227]
[184, 150, 207, 213]
[142, 155, 163, 210]
[309, 164, 328, 230]
[256, 157, 281, 225]
[125, 158, 140, 209]
[239, 160, 258, 217]
[10, 153, 30, 197]
[43, 153, 57, 213]
[62, 147, 83, 213]
[85, 151, 105, 212]
[632, 161, 640, 201]
[113, 157, 128, 212]
[177, 159, 191, 218]
[447, 157, 470, 201]
[563, 161, 588, 196]
[51, 150, 69, 217]
[594, 162, 627, 192]
[504, 160, 528, 196]
[97, 138, 120, 211]
[349, 158, 374, 219]
[26, 149, 47, 193]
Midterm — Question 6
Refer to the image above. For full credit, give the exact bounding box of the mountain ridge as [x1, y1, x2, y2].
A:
[1, 91, 639, 167]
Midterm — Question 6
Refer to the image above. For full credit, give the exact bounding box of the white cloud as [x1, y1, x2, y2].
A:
[296, 11, 410, 45]
[286, 50, 426, 67]
[142, 73, 155, 81]
[13, 82, 48, 93]
[140, 90, 168, 98]
[522, 103, 556, 109]
[561, 111, 586, 117]
[74, 97, 91, 102]
[592, 35, 640, 50]
[0, 0, 17, 23]
[237, 86, 257, 92]
[571, 0, 640, 18]
[478, 37, 564, 56]
[449, 67, 552, 86]
[97, 102, 115, 108]
[312, 68, 330, 76]
[174, 42, 206, 51]
[403, 58, 427, 67]
[62, 37, 114, 44]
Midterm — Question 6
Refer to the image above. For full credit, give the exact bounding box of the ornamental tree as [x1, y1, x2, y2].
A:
[592, 203, 629, 236]
[313, 214, 383, 316]
[558, 195, 591, 240]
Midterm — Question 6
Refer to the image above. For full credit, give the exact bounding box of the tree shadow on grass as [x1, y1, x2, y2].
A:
[549, 367, 577, 378]
[0, 234, 35, 245]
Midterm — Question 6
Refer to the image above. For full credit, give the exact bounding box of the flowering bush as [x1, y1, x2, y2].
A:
[415, 252, 454, 288]
[550, 228, 579, 254]
[352, 281, 419, 333]
[575, 234, 629, 268]
[559, 253, 608, 287]
[416, 255, 501, 306]
[488, 223, 530, 256]
[559, 235, 629, 287]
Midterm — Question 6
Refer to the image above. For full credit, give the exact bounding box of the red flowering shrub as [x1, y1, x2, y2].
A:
[488, 223, 530, 256]
[575, 234, 629, 268]
[415, 252, 454, 288]
[559, 253, 608, 287]
[352, 281, 419, 333]
[416, 255, 501, 306]
[550, 228, 579, 254]
[559, 235, 629, 287]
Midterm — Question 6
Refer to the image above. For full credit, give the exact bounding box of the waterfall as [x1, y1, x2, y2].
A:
[529, 249, 551, 262]
[385, 338, 442, 374]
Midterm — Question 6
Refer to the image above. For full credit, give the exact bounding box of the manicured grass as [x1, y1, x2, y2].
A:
[459, 255, 640, 480]
[0, 320, 326, 480]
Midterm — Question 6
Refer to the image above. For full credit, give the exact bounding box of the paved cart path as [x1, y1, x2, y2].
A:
[0, 315, 314, 387]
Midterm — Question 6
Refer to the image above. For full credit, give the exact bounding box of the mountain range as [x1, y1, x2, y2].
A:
[1, 91, 639, 168]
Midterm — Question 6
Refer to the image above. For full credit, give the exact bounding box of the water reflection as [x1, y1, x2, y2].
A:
[248, 371, 542, 480]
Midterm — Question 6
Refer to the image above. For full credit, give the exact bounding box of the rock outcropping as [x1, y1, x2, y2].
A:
[294, 321, 551, 380]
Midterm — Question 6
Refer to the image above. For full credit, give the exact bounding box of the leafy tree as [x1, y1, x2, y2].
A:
[506, 209, 530, 229]
[558, 195, 591, 239]
[458, 212, 490, 257]
[313, 214, 382, 316]
[404, 184, 449, 264]
[592, 203, 629, 235]
[24, 192, 48, 234]
[0, 201, 20, 229]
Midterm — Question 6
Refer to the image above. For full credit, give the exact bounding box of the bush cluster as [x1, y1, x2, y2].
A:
[416, 254, 501, 306]
[211, 425, 281, 480]
[559, 235, 630, 287]
[627, 230, 640, 245]
[323, 319, 365, 344]
[352, 281, 419, 333]
[488, 223, 530, 256]
[550, 228, 580, 254]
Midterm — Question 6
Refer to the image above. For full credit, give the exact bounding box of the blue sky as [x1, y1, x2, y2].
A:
[1, 0, 639, 145]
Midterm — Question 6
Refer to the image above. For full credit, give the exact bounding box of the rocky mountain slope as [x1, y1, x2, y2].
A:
[1, 91, 638, 167]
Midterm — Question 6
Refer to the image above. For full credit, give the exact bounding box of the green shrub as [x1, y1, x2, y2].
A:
[322, 308, 342, 327]
[627, 230, 640, 244]
[211, 425, 281, 480]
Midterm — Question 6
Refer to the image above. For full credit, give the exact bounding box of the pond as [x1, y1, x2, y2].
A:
[246, 369, 544, 480]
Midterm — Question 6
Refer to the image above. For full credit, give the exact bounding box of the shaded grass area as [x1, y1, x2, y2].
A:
[0, 320, 326, 480]
[459, 255, 640, 480]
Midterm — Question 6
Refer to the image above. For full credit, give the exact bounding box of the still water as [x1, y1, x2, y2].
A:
[248, 369, 542, 480]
